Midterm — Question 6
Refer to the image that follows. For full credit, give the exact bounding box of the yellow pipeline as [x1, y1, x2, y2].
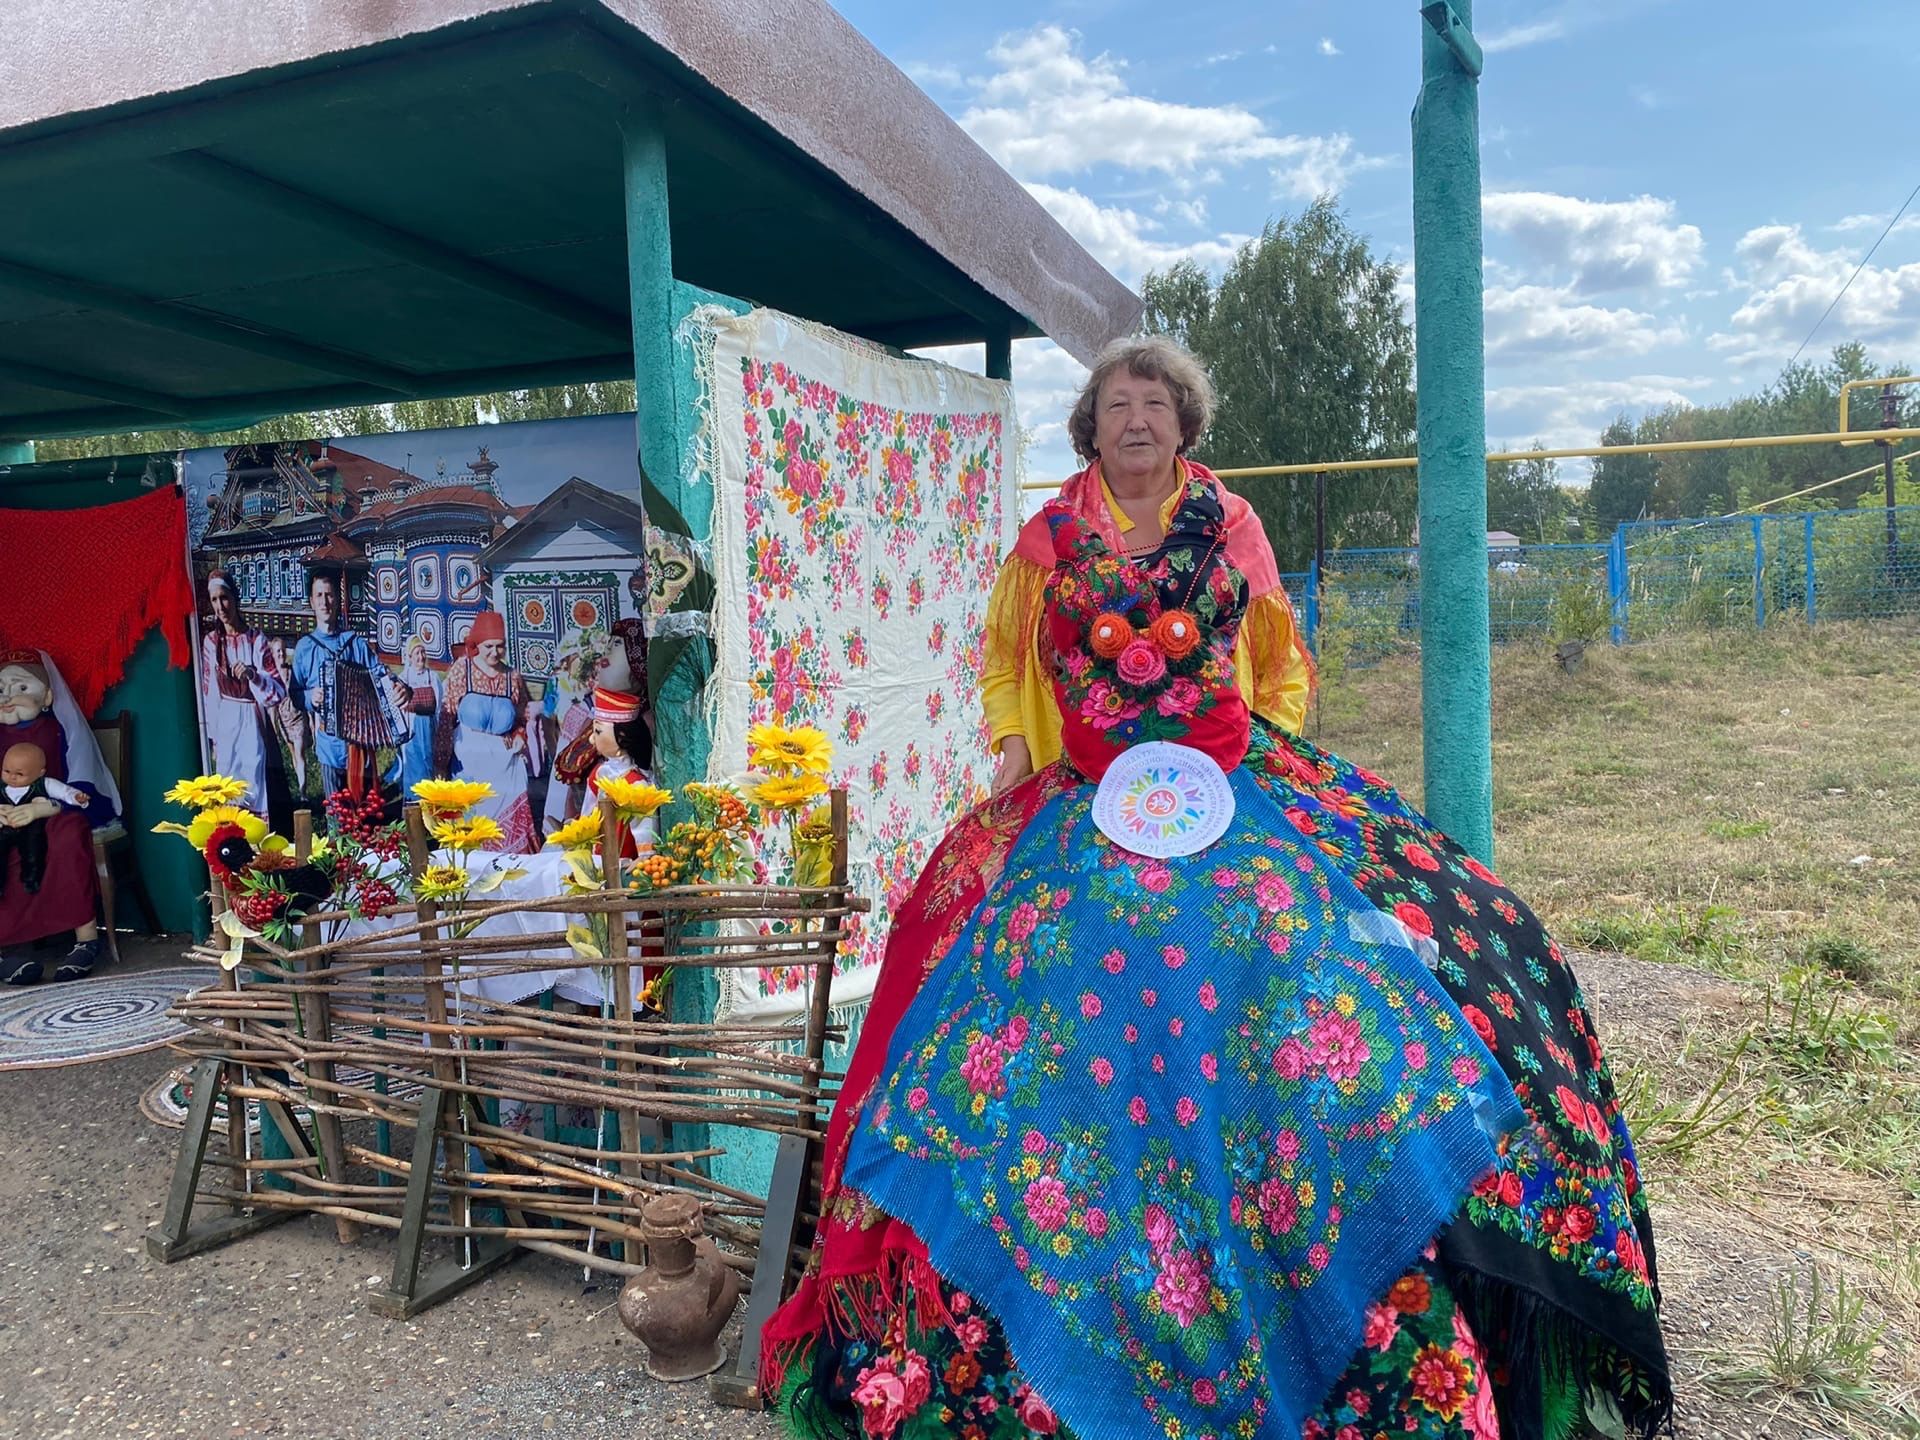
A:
[1837, 375, 1920, 444]
[1018, 425, 1920, 489]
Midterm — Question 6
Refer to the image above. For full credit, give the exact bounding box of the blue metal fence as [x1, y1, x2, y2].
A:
[1295, 503, 1920, 655]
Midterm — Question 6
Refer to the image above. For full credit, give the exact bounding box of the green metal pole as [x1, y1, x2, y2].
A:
[0, 440, 35, 466]
[621, 104, 710, 797]
[1412, 0, 1494, 862]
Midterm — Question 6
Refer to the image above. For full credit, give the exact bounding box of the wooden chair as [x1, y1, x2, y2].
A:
[89, 713, 161, 964]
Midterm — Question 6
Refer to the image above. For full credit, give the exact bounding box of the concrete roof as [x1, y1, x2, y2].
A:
[0, 0, 1139, 441]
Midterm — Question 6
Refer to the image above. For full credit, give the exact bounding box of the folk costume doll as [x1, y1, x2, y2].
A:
[582, 683, 659, 859]
[0, 650, 117, 984]
[0, 742, 85, 898]
[763, 471, 1671, 1438]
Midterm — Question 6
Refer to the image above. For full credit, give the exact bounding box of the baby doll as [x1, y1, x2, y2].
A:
[0, 742, 86, 896]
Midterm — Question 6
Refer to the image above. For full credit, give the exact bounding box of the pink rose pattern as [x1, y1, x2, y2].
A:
[850, 784, 1514, 1436]
[1245, 724, 1661, 1316]
[730, 353, 1010, 999]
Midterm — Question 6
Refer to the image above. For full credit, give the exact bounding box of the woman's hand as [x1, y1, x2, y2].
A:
[991, 737, 1033, 798]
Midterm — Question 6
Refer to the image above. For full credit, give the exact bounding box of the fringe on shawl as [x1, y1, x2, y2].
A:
[1442, 1263, 1676, 1440]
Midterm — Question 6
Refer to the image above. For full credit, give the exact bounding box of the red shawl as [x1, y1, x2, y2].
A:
[1011, 457, 1281, 596]
[0, 486, 196, 716]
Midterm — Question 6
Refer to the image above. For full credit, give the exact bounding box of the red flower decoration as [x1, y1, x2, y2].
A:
[1148, 609, 1203, 659]
[1088, 611, 1134, 659]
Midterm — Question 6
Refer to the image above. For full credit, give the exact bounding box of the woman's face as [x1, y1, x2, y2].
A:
[474, 638, 507, 671]
[1094, 369, 1182, 485]
[590, 718, 621, 759]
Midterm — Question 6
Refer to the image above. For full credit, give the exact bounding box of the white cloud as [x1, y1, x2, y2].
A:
[1483, 191, 1704, 294]
[1483, 284, 1686, 363]
[1200, 50, 1242, 67]
[956, 25, 1383, 195]
[903, 61, 964, 91]
[1481, 17, 1569, 53]
[1270, 135, 1392, 203]
[1828, 212, 1920, 236]
[1486, 375, 1709, 470]
[1709, 222, 1920, 366]
[1023, 183, 1249, 284]
[1319, 37, 1340, 57]
[1630, 85, 1659, 109]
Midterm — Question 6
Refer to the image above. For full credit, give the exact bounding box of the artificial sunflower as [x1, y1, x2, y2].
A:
[597, 775, 672, 818]
[163, 773, 250, 810]
[793, 803, 836, 886]
[747, 722, 834, 777]
[431, 814, 505, 851]
[409, 778, 494, 817]
[752, 773, 829, 812]
[547, 810, 607, 852]
[416, 864, 472, 901]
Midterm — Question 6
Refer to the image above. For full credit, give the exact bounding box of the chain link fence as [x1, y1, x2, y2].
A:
[1288, 503, 1920, 658]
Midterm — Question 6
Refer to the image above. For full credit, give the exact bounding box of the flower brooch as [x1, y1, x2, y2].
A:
[1088, 608, 1204, 688]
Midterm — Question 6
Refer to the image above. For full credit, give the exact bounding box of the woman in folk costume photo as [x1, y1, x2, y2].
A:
[435, 610, 539, 853]
[763, 338, 1671, 1440]
[198, 570, 287, 817]
[393, 634, 442, 797]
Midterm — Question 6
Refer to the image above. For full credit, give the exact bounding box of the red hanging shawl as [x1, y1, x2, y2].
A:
[0, 486, 196, 716]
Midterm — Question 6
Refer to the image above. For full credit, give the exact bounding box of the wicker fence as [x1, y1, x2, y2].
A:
[148, 797, 861, 1407]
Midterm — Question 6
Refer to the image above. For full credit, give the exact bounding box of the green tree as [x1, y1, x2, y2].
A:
[30, 380, 640, 463]
[1586, 415, 1659, 528]
[1485, 445, 1573, 543]
[1139, 198, 1417, 570]
[1583, 344, 1916, 524]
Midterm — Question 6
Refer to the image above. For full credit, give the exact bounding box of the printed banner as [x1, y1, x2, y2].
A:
[179, 413, 651, 845]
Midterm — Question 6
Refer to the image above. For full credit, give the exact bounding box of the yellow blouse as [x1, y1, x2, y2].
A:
[982, 480, 1313, 767]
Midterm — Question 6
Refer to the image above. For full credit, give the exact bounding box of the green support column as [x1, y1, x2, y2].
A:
[1411, 1, 1494, 862]
[621, 106, 719, 1053]
[622, 104, 710, 797]
[0, 440, 35, 465]
[984, 330, 1013, 384]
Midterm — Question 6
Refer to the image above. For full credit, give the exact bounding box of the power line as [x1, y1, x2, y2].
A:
[1781, 179, 1920, 374]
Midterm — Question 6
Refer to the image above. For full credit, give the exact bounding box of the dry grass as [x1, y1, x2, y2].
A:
[1313, 621, 1920, 1439]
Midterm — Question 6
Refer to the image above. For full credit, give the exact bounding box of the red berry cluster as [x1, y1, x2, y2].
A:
[352, 876, 400, 918]
[230, 889, 288, 928]
[323, 787, 405, 861]
[324, 786, 384, 842]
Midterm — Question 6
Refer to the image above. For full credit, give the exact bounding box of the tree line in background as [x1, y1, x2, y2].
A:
[1141, 204, 1917, 564]
[28, 201, 1918, 568]
[32, 381, 640, 464]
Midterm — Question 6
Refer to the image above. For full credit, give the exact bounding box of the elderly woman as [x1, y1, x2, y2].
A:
[762, 338, 1671, 1440]
[985, 337, 1313, 797]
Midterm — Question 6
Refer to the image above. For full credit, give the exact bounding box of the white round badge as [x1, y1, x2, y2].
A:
[1092, 741, 1236, 859]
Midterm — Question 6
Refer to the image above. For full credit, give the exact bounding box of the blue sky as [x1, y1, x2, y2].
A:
[840, 1, 1920, 485]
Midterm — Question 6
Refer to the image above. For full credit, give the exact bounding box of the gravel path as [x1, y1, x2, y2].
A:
[1, 942, 784, 1440]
